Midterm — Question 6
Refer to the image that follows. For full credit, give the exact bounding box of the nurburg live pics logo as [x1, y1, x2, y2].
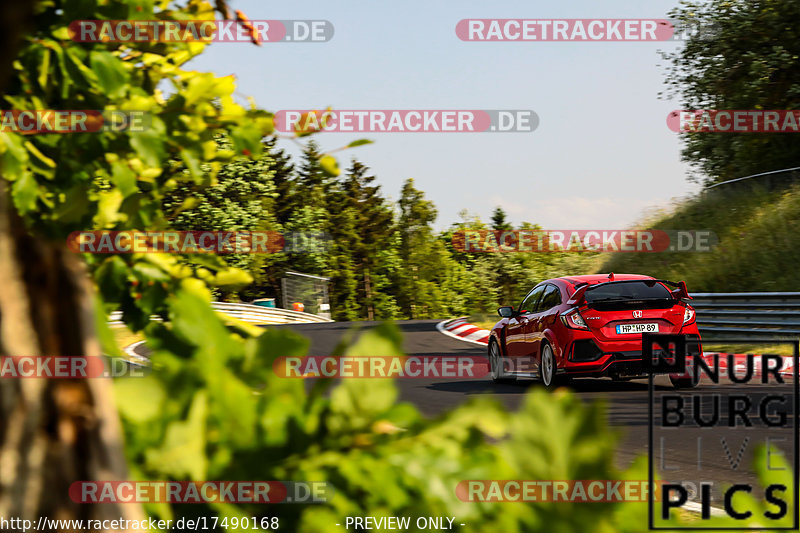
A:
[644, 333, 799, 530]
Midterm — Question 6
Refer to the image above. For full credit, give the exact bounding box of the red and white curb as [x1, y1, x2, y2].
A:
[436, 318, 490, 346]
[123, 340, 150, 366]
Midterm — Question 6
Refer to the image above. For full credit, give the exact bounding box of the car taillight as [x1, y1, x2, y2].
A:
[561, 308, 590, 330]
[683, 306, 696, 325]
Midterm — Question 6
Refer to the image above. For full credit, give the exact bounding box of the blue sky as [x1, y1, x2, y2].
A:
[188, 0, 699, 229]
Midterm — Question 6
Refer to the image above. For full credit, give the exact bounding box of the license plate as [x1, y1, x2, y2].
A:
[616, 323, 659, 334]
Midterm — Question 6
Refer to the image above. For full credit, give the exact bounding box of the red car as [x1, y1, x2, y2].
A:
[488, 273, 701, 388]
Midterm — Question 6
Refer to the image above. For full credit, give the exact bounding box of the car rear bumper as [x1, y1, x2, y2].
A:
[560, 331, 702, 378]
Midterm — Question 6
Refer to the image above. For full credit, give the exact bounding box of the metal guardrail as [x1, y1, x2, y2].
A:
[109, 301, 332, 326]
[212, 302, 332, 324]
[705, 166, 800, 190]
[691, 292, 800, 340]
[108, 293, 800, 338]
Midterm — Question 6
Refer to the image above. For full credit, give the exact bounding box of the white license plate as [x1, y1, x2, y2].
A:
[616, 323, 659, 334]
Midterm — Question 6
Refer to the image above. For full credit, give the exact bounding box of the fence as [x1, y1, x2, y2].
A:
[109, 293, 800, 338]
[691, 292, 800, 340]
[280, 271, 331, 318]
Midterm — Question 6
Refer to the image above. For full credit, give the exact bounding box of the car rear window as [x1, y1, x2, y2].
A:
[584, 281, 672, 303]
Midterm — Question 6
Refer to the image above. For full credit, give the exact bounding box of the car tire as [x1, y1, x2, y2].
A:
[489, 340, 516, 383]
[670, 374, 699, 389]
[540, 343, 568, 388]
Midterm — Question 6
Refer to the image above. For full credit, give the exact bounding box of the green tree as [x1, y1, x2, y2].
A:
[324, 200, 360, 320]
[0, 0, 274, 525]
[265, 137, 296, 227]
[162, 135, 281, 301]
[333, 160, 396, 320]
[442, 211, 497, 314]
[491, 206, 512, 231]
[259, 140, 334, 301]
[295, 139, 330, 207]
[396, 179, 438, 318]
[394, 178, 471, 318]
[663, 0, 800, 185]
[0, 3, 790, 532]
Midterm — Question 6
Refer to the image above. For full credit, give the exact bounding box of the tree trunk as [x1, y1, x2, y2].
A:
[364, 267, 374, 321]
[0, 183, 146, 530]
[0, 2, 145, 529]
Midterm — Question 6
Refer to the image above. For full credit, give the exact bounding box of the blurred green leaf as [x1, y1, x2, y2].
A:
[111, 160, 137, 197]
[90, 50, 129, 99]
[145, 392, 208, 480]
[10, 170, 37, 213]
[37, 48, 50, 90]
[319, 154, 340, 176]
[347, 139, 373, 148]
[96, 256, 129, 305]
[115, 376, 167, 423]
[130, 129, 167, 168]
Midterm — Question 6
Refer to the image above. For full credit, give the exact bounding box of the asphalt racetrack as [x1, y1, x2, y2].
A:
[269, 320, 797, 507]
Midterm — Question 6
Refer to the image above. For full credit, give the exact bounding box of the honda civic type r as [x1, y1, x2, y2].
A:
[488, 274, 701, 389]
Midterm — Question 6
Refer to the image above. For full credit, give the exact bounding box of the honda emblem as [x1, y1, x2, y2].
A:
[633, 310, 643, 318]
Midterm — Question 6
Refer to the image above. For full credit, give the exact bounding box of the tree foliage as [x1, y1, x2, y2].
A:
[2, 1, 791, 531]
[663, 0, 800, 185]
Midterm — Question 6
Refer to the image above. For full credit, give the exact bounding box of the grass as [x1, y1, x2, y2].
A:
[465, 312, 499, 331]
[702, 343, 796, 356]
[600, 182, 800, 292]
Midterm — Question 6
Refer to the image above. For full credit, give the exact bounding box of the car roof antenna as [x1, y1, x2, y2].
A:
[608, 272, 615, 281]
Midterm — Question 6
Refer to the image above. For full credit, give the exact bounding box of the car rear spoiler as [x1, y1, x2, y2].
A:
[565, 279, 691, 306]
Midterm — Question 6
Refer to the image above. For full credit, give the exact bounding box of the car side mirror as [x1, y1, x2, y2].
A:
[498, 306, 515, 318]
